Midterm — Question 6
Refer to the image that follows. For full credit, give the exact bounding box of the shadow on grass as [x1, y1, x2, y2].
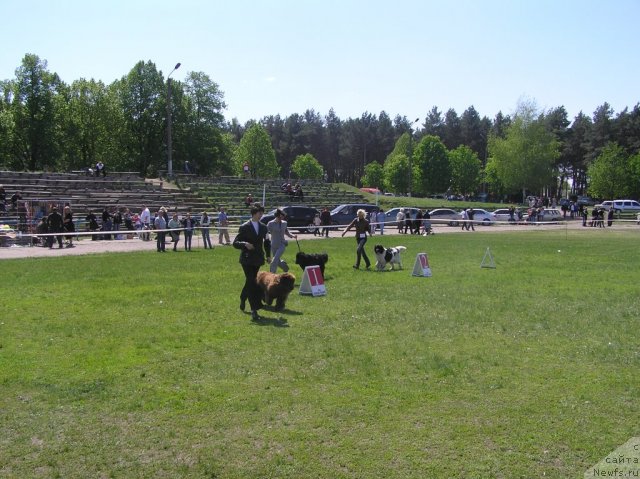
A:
[250, 315, 290, 327]
[262, 305, 303, 316]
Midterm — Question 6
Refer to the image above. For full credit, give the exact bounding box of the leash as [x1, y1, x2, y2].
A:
[295, 238, 301, 252]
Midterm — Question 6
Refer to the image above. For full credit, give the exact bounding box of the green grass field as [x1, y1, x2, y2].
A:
[1, 229, 639, 478]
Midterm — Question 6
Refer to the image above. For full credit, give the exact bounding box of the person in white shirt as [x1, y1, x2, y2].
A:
[396, 209, 405, 234]
[140, 205, 151, 241]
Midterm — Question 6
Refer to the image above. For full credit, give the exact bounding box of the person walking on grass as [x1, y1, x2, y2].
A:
[341, 208, 371, 270]
[233, 203, 271, 321]
[466, 208, 475, 231]
[267, 208, 297, 273]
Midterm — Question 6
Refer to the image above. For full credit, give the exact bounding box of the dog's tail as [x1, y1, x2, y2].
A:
[395, 246, 407, 252]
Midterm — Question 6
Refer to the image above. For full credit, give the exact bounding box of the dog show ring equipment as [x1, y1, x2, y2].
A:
[299, 265, 326, 296]
[480, 247, 496, 269]
[411, 253, 432, 277]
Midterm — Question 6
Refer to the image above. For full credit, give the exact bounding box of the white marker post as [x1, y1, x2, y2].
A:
[412, 253, 432, 277]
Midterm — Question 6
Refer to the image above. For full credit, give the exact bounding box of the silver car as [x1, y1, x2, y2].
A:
[428, 208, 460, 226]
[462, 208, 494, 225]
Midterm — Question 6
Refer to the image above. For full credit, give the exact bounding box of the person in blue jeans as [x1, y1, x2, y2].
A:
[341, 208, 371, 269]
[200, 211, 213, 249]
[181, 212, 195, 251]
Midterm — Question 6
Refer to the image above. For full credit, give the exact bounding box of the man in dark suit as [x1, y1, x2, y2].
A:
[233, 203, 271, 321]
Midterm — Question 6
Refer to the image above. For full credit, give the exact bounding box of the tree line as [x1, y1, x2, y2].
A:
[2, 54, 639, 200]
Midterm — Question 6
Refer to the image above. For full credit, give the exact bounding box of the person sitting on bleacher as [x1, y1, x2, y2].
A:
[95, 161, 106, 177]
[10, 191, 22, 211]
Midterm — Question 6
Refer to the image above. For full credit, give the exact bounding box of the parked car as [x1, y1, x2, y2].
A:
[428, 208, 460, 226]
[383, 207, 421, 225]
[330, 203, 378, 226]
[491, 208, 522, 222]
[524, 208, 564, 222]
[462, 208, 494, 225]
[261, 205, 320, 233]
[576, 195, 596, 206]
[594, 200, 640, 215]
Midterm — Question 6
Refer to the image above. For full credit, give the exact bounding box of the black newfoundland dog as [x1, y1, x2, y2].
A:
[295, 252, 329, 277]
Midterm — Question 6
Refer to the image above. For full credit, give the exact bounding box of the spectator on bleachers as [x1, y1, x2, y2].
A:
[96, 161, 106, 177]
[244, 193, 254, 207]
[294, 183, 304, 201]
[10, 191, 22, 211]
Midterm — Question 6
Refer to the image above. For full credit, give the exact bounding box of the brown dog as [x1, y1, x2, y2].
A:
[256, 271, 296, 311]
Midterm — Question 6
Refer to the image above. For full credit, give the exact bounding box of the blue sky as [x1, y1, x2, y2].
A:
[1, 0, 638, 124]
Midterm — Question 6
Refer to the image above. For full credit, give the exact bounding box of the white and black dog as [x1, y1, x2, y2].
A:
[373, 245, 407, 271]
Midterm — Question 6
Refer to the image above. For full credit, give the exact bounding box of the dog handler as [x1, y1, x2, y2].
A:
[341, 208, 371, 269]
[233, 203, 271, 321]
[266, 208, 297, 273]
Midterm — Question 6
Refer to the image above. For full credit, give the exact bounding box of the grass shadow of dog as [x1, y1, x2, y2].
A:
[250, 315, 290, 327]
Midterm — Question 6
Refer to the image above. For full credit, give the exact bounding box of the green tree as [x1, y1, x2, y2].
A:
[11, 54, 65, 170]
[181, 71, 227, 175]
[0, 80, 16, 168]
[360, 161, 383, 188]
[488, 101, 560, 200]
[64, 78, 120, 171]
[118, 60, 165, 176]
[628, 152, 640, 198]
[449, 145, 481, 195]
[233, 123, 279, 178]
[484, 157, 505, 198]
[413, 135, 451, 195]
[382, 153, 410, 194]
[291, 153, 323, 179]
[587, 142, 631, 199]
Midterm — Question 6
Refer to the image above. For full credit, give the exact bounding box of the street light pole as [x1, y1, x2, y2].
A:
[166, 62, 181, 178]
[408, 117, 420, 197]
